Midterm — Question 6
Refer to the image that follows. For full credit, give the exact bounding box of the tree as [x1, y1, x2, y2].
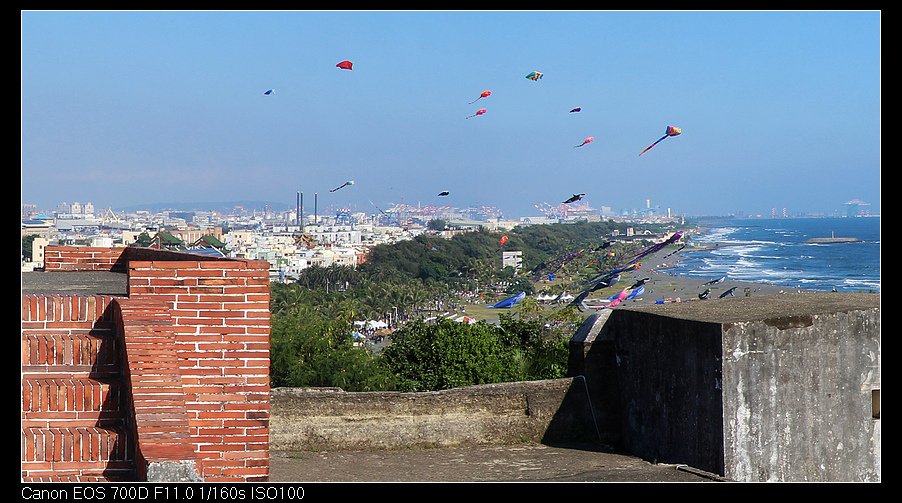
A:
[22, 234, 38, 261]
[427, 219, 448, 231]
[498, 305, 582, 381]
[381, 319, 522, 391]
[270, 308, 394, 391]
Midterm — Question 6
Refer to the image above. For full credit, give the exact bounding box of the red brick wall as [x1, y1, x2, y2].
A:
[26, 247, 272, 482]
[128, 258, 271, 482]
[21, 294, 119, 339]
[43, 247, 128, 272]
[113, 298, 197, 481]
[42, 246, 233, 273]
[21, 295, 127, 481]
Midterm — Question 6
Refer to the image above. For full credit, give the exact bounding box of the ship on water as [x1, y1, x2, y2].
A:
[805, 230, 861, 244]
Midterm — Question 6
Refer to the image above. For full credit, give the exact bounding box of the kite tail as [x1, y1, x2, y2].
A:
[639, 135, 668, 156]
[468, 98, 480, 104]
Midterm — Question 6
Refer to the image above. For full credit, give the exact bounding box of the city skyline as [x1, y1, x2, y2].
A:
[22, 10, 880, 218]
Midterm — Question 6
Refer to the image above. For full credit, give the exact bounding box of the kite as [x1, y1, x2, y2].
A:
[499, 235, 508, 247]
[438, 190, 450, 196]
[630, 277, 651, 289]
[468, 90, 492, 104]
[466, 108, 487, 119]
[563, 193, 585, 204]
[703, 275, 727, 286]
[488, 291, 526, 309]
[698, 288, 711, 300]
[639, 125, 682, 156]
[566, 272, 621, 310]
[569, 107, 581, 113]
[525, 71, 543, 81]
[719, 287, 738, 298]
[620, 232, 684, 265]
[662, 245, 686, 259]
[329, 180, 355, 192]
[336, 60, 353, 70]
[607, 288, 631, 308]
[263, 89, 274, 95]
[574, 137, 594, 148]
[610, 285, 645, 301]
[595, 241, 614, 251]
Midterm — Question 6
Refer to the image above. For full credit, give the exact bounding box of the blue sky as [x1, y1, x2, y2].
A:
[21, 10, 880, 218]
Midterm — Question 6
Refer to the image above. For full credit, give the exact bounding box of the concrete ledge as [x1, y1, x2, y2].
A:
[271, 379, 598, 450]
[146, 460, 203, 482]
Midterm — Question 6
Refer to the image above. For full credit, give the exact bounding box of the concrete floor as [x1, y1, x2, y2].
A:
[269, 442, 724, 483]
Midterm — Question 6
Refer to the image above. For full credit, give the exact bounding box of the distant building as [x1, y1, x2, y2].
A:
[845, 199, 871, 217]
[22, 203, 37, 219]
[502, 250, 523, 271]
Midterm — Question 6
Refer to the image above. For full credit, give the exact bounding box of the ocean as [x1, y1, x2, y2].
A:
[667, 217, 880, 293]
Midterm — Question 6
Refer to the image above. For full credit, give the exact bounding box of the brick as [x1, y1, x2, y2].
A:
[199, 261, 246, 269]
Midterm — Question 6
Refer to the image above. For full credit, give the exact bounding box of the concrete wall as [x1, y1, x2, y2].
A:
[270, 379, 598, 451]
[596, 293, 880, 482]
[720, 308, 881, 482]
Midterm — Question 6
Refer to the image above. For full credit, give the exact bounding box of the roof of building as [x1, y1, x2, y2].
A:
[156, 232, 183, 244]
[195, 234, 226, 248]
[187, 247, 226, 257]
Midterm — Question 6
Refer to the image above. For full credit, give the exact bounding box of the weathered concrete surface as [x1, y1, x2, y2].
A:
[270, 379, 598, 451]
[604, 292, 880, 482]
[146, 460, 203, 482]
[269, 443, 722, 482]
[21, 271, 129, 295]
[568, 311, 621, 447]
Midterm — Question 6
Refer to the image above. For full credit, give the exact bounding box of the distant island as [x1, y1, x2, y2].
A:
[806, 231, 861, 244]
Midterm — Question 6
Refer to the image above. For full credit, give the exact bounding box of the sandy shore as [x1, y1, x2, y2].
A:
[459, 236, 814, 321]
[602, 240, 802, 308]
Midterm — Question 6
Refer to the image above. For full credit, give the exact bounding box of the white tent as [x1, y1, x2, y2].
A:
[354, 320, 389, 329]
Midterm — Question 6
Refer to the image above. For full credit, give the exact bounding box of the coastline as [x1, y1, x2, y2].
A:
[579, 225, 802, 307]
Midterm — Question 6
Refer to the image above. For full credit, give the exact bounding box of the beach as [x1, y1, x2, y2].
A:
[454, 240, 798, 324]
[619, 241, 793, 307]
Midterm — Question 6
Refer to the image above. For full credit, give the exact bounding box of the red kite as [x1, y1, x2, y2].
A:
[574, 137, 594, 148]
[466, 108, 486, 119]
[336, 60, 353, 70]
[499, 235, 508, 247]
[468, 90, 492, 104]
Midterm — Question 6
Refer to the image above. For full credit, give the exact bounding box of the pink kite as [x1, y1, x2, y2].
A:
[574, 136, 594, 148]
[468, 90, 492, 104]
[466, 108, 486, 119]
[336, 60, 353, 70]
[606, 288, 630, 308]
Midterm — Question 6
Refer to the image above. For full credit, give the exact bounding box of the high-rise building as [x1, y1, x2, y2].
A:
[83, 202, 94, 215]
[22, 203, 37, 219]
[70, 201, 82, 215]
